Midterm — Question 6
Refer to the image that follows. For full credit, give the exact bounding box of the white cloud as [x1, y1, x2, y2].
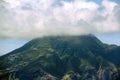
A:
[0, 0, 120, 39]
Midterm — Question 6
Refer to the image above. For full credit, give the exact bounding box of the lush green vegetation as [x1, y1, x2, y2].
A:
[0, 35, 120, 80]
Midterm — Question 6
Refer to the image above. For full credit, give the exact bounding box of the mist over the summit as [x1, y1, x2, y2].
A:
[0, 0, 120, 39]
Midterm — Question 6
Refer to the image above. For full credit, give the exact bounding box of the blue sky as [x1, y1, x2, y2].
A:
[64, 0, 102, 5]
[96, 33, 120, 45]
[0, 39, 27, 56]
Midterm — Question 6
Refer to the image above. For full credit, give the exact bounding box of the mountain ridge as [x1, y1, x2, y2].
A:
[0, 35, 120, 80]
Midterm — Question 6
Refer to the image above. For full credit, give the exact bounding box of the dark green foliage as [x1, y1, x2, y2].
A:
[116, 68, 120, 80]
[0, 35, 120, 80]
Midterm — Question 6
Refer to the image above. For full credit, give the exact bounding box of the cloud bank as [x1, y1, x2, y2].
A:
[0, 0, 120, 39]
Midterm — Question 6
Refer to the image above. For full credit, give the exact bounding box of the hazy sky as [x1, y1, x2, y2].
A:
[0, 33, 120, 56]
[0, 39, 27, 56]
[0, 0, 120, 56]
[96, 33, 120, 45]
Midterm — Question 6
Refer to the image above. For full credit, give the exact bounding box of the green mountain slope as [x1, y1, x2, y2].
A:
[104, 46, 120, 66]
[0, 35, 120, 80]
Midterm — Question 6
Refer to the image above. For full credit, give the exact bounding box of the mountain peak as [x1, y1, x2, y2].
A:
[0, 35, 119, 80]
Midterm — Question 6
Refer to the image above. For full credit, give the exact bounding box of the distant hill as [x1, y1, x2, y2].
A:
[0, 35, 120, 80]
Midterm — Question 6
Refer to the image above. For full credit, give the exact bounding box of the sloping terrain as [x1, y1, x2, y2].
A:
[0, 35, 120, 80]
